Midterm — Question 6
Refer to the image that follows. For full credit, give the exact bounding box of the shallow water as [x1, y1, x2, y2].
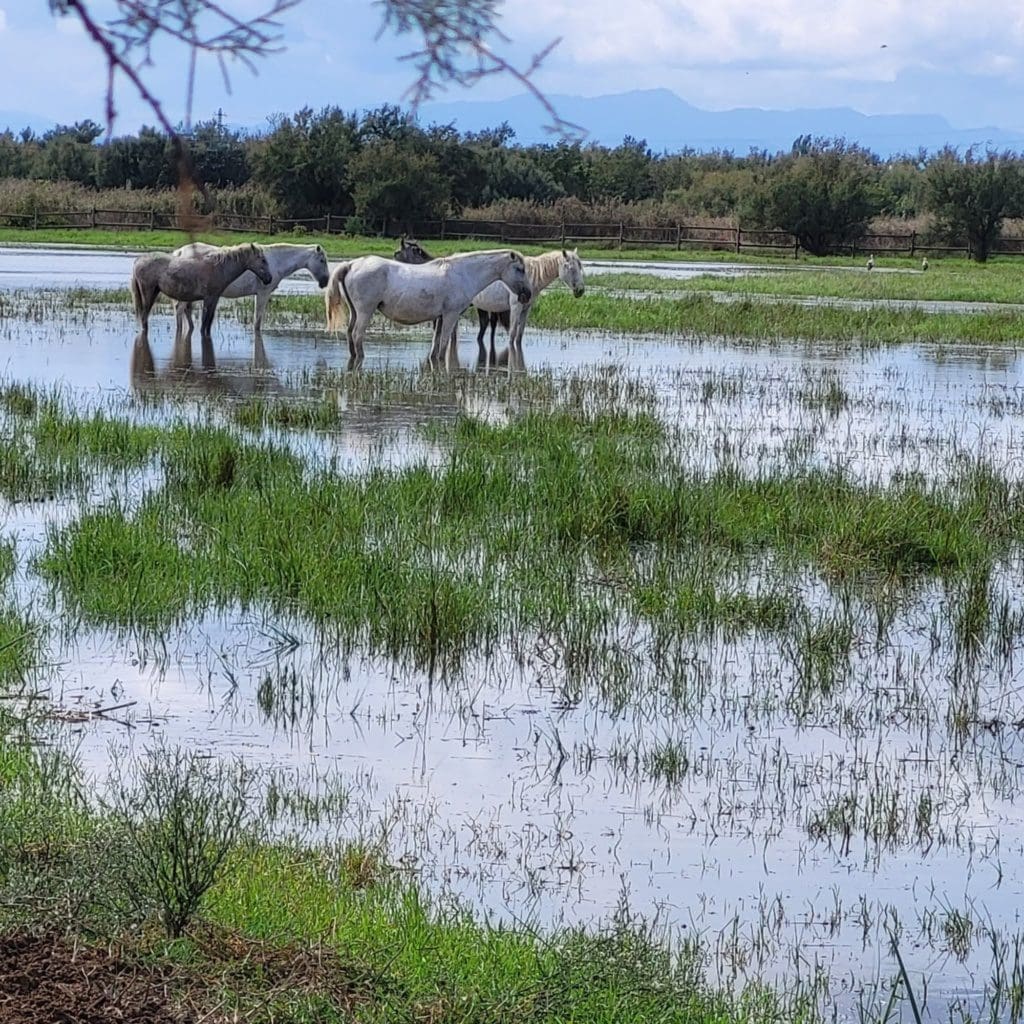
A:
[4, 292, 1024, 1019]
[0, 246, 778, 294]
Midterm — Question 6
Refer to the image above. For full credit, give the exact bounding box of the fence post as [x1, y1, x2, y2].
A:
[32, 209, 38, 230]
[794, 239, 799, 260]
[561, 221, 566, 246]
[618, 222, 624, 249]
[91, 205, 96, 229]
[675, 224, 681, 251]
[909, 231, 916, 257]
[500, 221, 506, 243]
[735, 227, 741, 254]
[325, 212, 331, 235]
[440, 217, 446, 240]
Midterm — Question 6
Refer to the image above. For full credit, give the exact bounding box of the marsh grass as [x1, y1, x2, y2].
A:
[204, 844, 746, 1024]
[32, 396, 1024, 679]
[593, 262, 1024, 306]
[13, 278, 1024, 346]
[530, 291, 1024, 345]
[0, 607, 41, 687]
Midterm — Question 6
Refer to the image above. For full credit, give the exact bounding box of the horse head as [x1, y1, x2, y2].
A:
[394, 237, 434, 264]
[503, 251, 532, 304]
[246, 243, 273, 285]
[560, 247, 585, 298]
[309, 244, 330, 288]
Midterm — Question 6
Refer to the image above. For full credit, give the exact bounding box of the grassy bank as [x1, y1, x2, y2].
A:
[14, 283, 1024, 347]
[0, 729, 794, 1024]
[594, 260, 1024, 305]
[0, 225, 876, 267]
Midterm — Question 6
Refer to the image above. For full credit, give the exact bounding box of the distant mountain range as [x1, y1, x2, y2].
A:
[420, 88, 1024, 157]
[7, 89, 1024, 158]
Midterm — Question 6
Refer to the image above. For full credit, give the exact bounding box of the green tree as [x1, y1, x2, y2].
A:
[425, 123, 487, 209]
[95, 127, 175, 189]
[924, 149, 1024, 262]
[188, 118, 251, 187]
[348, 141, 450, 230]
[588, 136, 656, 202]
[749, 139, 880, 256]
[253, 106, 359, 217]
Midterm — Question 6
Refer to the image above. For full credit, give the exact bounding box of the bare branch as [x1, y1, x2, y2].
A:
[377, 0, 585, 141]
[49, 1, 299, 135]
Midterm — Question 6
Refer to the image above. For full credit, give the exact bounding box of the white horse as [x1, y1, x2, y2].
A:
[473, 249, 585, 361]
[172, 242, 330, 339]
[130, 242, 272, 339]
[325, 249, 532, 364]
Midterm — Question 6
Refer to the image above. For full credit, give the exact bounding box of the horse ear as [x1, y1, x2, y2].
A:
[562, 248, 568, 258]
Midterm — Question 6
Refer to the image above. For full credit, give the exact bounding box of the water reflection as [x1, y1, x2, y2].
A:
[130, 329, 280, 400]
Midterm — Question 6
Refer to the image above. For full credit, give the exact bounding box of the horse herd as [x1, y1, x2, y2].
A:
[130, 236, 586, 368]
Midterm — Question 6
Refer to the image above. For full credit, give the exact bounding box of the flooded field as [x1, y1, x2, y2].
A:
[3, 270, 1024, 1022]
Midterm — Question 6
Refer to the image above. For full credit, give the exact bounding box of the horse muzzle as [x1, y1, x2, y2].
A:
[256, 269, 273, 285]
[573, 286, 585, 298]
[316, 272, 330, 288]
[517, 288, 532, 304]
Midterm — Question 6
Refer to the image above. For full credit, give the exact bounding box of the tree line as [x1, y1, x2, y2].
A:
[2, 107, 1023, 261]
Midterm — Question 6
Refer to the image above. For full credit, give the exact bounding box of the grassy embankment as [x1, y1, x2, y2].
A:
[592, 259, 1024, 305]
[0, 224, 935, 268]
[28, 281, 1024, 347]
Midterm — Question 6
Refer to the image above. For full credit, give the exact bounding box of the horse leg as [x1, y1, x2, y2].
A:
[253, 331, 270, 370]
[427, 315, 449, 363]
[199, 298, 220, 369]
[510, 302, 529, 351]
[137, 284, 159, 334]
[441, 312, 462, 371]
[475, 309, 489, 359]
[200, 333, 216, 370]
[489, 313, 501, 364]
[347, 303, 370, 364]
[174, 301, 194, 341]
[253, 289, 270, 338]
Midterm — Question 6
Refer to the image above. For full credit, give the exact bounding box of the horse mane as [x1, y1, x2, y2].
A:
[211, 242, 257, 264]
[441, 248, 524, 264]
[522, 250, 563, 291]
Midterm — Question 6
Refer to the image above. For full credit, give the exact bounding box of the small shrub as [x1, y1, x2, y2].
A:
[105, 747, 255, 938]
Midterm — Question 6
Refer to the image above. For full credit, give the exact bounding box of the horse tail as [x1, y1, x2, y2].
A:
[324, 262, 350, 332]
[130, 268, 143, 321]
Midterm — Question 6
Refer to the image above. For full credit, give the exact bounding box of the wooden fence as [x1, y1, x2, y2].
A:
[0, 206, 1000, 258]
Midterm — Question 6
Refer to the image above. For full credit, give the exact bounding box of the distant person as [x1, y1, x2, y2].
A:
[866, 254, 875, 270]
[921, 256, 929, 271]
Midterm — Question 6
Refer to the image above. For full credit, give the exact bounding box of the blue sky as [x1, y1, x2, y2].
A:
[2, 1, 1024, 134]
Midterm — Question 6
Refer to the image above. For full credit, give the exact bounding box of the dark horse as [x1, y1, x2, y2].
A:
[393, 236, 510, 363]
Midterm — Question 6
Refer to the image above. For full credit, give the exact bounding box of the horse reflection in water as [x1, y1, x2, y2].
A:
[130, 329, 281, 400]
[129, 329, 515, 448]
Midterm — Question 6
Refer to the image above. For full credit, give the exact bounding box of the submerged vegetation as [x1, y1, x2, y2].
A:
[23, 396, 1024, 672]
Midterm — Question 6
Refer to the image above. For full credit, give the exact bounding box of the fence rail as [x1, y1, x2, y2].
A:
[0, 206, 1003, 258]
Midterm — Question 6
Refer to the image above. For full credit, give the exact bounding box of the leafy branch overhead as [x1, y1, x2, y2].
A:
[47, 1, 578, 143]
[378, 0, 582, 139]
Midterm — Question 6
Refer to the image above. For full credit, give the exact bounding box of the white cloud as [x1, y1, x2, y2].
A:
[0, 9, 7, 33]
[506, 1, 1024, 81]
